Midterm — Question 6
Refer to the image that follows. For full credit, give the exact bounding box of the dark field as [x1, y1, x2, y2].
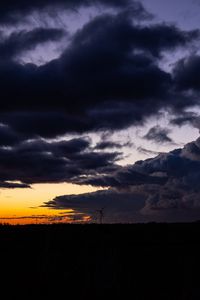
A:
[1, 223, 200, 299]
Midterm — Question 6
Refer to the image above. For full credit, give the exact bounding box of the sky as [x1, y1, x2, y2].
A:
[1, 0, 200, 224]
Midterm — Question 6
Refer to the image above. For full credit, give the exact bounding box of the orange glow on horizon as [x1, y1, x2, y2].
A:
[0, 183, 98, 225]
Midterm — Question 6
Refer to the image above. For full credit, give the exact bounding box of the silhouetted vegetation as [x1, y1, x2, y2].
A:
[1, 223, 200, 299]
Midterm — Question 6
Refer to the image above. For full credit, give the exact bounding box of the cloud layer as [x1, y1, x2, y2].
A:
[0, 3, 199, 139]
[0, 0, 139, 24]
[44, 137, 200, 222]
[0, 137, 121, 185]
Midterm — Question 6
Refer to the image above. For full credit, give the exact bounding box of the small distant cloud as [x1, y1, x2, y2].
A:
[143, 126, 175, 144]
[137, 146, 161, 156]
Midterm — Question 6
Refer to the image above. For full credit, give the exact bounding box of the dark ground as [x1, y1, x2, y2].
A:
[1, 223, 200, 299]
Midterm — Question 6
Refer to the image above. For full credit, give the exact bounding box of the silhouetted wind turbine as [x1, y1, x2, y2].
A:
[96, 207, 105, 224]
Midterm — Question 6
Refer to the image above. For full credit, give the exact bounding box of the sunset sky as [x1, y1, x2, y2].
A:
[1, 0, 200, 224]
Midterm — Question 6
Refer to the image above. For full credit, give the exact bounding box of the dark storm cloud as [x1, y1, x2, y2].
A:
[0, 112, 91, 138]
[144, 125, 174, 144]
[0, 9, 198, 137]
[0, 28, 66, 60]
[0, 0, 145, 24]
[0, 137, 121, 186]
[0, 124, 24, 146]
[71, 163, 167, 187]
[44, 190, 146, 223]
[0, 20, 171, 110]
[72, 14, 198, 58]
[0, 109, 141, 138]
[44, 137, 200, 223]
[173, 55, 200, 91]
